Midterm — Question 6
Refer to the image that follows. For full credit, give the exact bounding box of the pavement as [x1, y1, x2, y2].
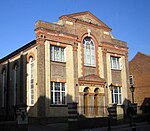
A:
[28, 123, 68, 131]
[79, 122, 150, 131]
[28, 122, 150, 131]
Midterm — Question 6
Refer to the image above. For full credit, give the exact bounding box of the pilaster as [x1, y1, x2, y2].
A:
[37, 38, 46, 117]
[45, 40, 51, 116]
[66, 45, 75, 102]
[73, 43, 78, 103]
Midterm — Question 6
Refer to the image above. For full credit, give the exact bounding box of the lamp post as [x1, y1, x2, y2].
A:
[107, 83, 114, 130]
[130, 85, 135, 104]
[109, 83, 114, 104]
[129, 85, 137, 129]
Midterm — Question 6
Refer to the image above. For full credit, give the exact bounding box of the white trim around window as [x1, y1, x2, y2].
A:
[50, 45, 65, 62]
[83, 37, 96, 66]
[29, 57, 34, 106]
[112, 86, 122, 105]
[110, 56, 120, 70]
[50, 82, 66, 105]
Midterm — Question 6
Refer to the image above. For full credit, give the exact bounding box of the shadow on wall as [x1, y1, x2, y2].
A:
[0, 54, 28, 121]
[141, 97, 150, 114]
[27, 93, 75, 124]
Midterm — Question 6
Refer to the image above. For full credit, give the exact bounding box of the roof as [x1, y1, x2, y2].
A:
[129, 52, 150, 73]
[0, 40, 36, 63]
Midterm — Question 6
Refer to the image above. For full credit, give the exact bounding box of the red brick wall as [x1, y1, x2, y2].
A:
[129, 52, 150, 106]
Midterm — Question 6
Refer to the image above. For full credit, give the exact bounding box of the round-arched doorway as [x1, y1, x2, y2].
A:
[83, 87, 90, 116]
[94, 88, 100, 116]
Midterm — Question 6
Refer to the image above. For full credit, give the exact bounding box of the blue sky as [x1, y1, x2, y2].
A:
[0, 0, 150, 61]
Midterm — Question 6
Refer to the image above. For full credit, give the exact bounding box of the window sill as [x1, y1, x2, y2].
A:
[50, 104, 67, 107]
[84, 65, 96, 68]
[112, 103, 123, 106]
[117, 104, 123, 106]
[28, 105, 34, 107]
[50, 60, 66, 64]
[111, 68, 121, 71]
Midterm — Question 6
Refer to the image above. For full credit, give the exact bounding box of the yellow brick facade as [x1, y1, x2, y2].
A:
[0, 12, 129, 121]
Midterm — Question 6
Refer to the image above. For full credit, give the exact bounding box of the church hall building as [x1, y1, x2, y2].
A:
[0, 11, 129, 122]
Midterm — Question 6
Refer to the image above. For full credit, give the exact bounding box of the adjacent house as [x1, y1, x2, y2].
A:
[0, 11, 129, 122]
[129, 52, 150, 113]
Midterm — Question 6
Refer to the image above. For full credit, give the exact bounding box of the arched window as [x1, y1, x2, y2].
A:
[83, 87, 90, 93]
[13, 64, 17, 106]
[94, 88, 100, 94]
[83, 37, 95, 66]
[29, 57, 34, 106]
[2, 69, 6, 107]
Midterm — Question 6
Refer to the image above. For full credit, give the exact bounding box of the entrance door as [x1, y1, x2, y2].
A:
[83, 87, 90, 116]
[84, 94, 88, 116]
[94, 94, 98, 116]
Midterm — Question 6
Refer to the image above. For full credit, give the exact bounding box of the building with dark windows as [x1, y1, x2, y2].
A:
[129, 52, 150, 113]
[0, 11, 129, 122]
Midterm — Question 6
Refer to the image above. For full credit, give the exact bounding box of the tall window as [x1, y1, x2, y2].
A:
[50, 46, 65, 62]
[111, 56, 120, 69]
[112, 86, 122, 104]
[2, 70, 6, 107]
[83, 37, 95, 66]
[13, 65, 17, 106]
[51, 82, 66, 105]
[29, 57, 34, 106]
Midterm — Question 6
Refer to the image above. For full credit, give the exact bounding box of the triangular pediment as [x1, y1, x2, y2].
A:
[78, 74, 106, 85]
[60, 11, 111, 29]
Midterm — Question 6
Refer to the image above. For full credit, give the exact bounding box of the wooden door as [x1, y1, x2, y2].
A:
[84, 94, 88, 116]
[94, 94, 98, 116]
